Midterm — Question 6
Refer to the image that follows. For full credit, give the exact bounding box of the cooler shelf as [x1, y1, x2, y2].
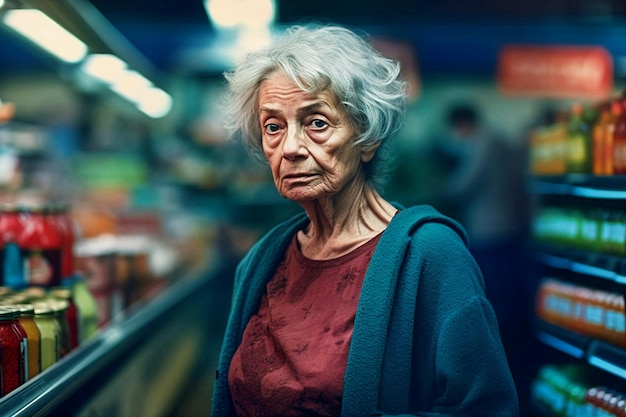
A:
[536, 251, 626, 286]
[530, 176, 626, 195]
[0, 266, 218, 417]
[535, 319, 626, 379]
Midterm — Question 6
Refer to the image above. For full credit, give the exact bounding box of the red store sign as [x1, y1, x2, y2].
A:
[497, 45, 613, 99]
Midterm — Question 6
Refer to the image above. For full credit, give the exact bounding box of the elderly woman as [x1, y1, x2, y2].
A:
[211, 24, 519, 417]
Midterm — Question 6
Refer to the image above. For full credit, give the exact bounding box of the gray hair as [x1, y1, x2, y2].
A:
[220, 24, 407, 190]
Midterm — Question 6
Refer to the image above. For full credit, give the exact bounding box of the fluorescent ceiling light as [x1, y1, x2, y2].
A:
[137, 87, 173, 118]
[3, 9, 88, 63]
[110, 69, 152, 103]
[82, 54, 127, 85]
[205, 0, 275, 30]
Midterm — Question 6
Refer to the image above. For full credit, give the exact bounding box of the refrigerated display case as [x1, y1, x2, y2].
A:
[529, 173, 626, 415]
[0, 261, 224, 417]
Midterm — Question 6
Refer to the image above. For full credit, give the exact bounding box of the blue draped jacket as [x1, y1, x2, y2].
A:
[211, 205, 519, 417]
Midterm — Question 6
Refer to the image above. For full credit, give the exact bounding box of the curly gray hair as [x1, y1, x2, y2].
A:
[220, 24, 407, 190]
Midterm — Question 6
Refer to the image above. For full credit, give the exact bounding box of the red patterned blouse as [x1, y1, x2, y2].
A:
[228, 232, 382, 417]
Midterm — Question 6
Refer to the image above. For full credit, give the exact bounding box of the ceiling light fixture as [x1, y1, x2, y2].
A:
[3, 8, 88, 63]
[137, 87, 173, 119]
[81, 54, 128, 85]
[204, 0, 276, 30]
[110, 69, 152, 103]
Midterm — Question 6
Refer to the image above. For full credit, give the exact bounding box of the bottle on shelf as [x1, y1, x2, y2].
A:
[613, 97, 626, 175]
[566, 103, 597, 174]
[603, 98, 622, 176]
[593, 101, 610, 176]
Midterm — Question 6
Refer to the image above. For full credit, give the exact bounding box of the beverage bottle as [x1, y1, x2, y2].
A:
[566, 383, 587, 417]
[613, 97, 626, 174]
[604, 99, 622, 175]
[604, 293, 626, 348]
[593, 101, 610, 175]
[586, 386, 609, 416]
[584, 289, 606, 339]
[566, 103, 596, 174]
[609, 393, 626, 417]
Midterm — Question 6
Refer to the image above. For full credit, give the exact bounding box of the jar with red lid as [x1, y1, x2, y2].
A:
[18, 204, 62, 288]
[0, 306, 27, 396]
[0, 203, 25, 289]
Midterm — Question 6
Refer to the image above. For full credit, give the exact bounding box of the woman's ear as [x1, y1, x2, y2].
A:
[361, 142, 380, 163]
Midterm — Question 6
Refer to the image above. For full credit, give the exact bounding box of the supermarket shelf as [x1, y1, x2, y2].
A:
[530, 176, 626, 196]
[536, 250, 626, 285]
[0, 266, 218, 417]
[535, 319, 626, 380]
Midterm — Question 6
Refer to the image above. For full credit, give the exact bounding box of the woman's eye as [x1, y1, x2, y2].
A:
[310, 119, 328, 130]
[265, 123, 280, 134]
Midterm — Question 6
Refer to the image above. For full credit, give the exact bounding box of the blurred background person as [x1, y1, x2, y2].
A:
[433, 100, 533, 414]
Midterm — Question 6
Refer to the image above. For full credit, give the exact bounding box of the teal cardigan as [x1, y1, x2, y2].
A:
[211, 205, 519, 417]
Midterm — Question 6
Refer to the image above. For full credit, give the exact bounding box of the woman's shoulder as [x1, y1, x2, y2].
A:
[389, 204, 468, 245]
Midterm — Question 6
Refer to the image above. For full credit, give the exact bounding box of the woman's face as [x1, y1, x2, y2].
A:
[259, 72, 374, 203]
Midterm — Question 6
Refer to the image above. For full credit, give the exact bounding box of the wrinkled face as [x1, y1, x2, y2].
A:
[259, 72, 374, 202]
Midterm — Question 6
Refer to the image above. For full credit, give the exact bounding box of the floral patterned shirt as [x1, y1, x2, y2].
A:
[228, 232, 382, 417]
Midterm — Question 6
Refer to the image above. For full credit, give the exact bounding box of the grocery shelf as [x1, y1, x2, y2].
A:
[530, 176, 626, 196]
[535, 319, 626, 380]
[0, 266, 219, 417]
[536, 251, 626, 286]
[535, 245, 626, 285]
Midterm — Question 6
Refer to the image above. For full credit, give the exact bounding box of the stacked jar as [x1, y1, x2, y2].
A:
[33, 302, 60, 372]
[50, 288, 79, 351]
[0, 306, 28, 397]
[14, 303, 40, 380]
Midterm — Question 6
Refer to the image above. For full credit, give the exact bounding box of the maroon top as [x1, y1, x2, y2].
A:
[228, 232, 382, 417]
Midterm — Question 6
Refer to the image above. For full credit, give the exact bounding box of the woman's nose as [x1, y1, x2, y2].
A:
[281, 127, 308, 160]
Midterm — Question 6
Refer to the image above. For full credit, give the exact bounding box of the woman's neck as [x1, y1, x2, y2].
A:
[297, 182, 397, 260]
